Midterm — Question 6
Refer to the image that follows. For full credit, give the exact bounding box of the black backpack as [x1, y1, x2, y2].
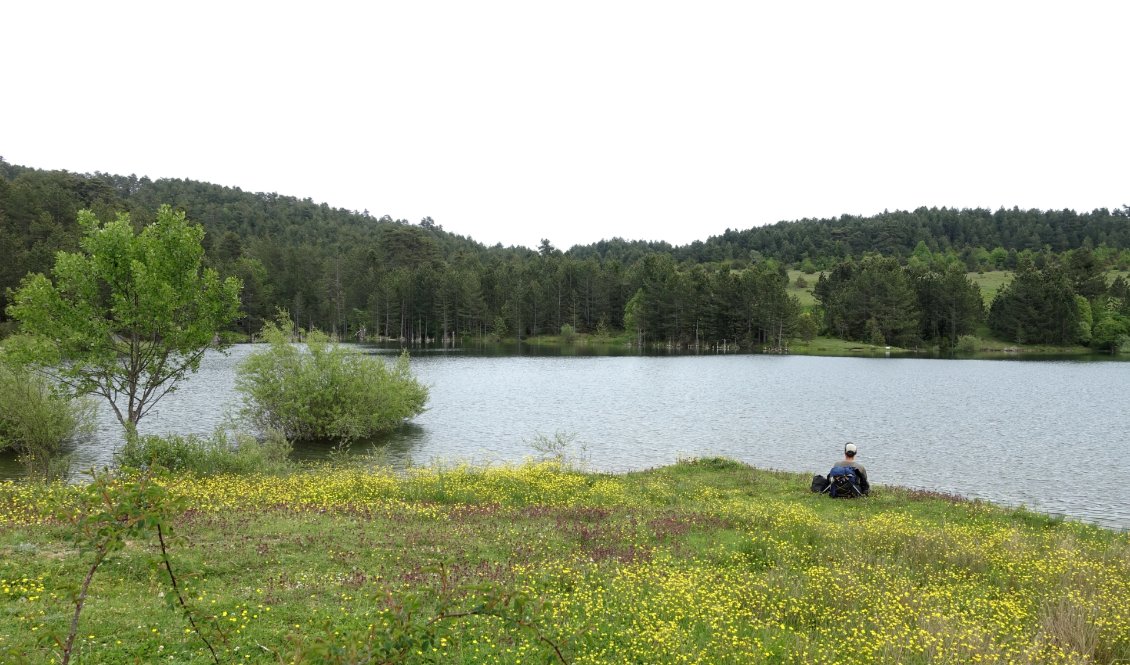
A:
[826, 465, 863, 498]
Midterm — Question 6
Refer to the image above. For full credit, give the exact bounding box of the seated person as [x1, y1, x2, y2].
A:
[828, 442, 870, 496]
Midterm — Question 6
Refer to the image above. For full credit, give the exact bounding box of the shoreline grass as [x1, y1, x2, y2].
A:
[500, 332, 1109, 360]
[2, 459, 1127, 663]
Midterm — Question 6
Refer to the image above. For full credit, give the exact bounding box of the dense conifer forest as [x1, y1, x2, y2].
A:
[2, 158, 1128, 351]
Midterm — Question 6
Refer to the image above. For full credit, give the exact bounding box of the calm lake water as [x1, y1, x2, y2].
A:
[4, 345, 1128, 531]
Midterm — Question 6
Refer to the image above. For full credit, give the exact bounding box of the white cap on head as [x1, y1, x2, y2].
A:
[845, 443, 858, 454]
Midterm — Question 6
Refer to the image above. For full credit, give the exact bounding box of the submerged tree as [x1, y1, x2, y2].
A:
[6, 205, 243, 429]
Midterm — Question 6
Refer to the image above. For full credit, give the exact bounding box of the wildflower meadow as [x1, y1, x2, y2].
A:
[0, 458, 1127, 663]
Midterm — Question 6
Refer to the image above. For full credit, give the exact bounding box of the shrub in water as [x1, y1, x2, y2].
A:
[117, 428, 294, 476]
[956, 335, 981, 353]
[236, 314, 429, 442]
[0, 361, 94, 481]
[528, 430, 588, 470]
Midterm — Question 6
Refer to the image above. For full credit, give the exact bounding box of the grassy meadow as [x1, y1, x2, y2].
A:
[786, 336, 897, 356]
[1, 459, 1127, 664]
[968, 271, 1014, 306]
[785, 270, 821, 307]
[795, 268, 1125, 311]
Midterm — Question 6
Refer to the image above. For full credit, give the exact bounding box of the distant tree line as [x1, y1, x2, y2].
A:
[987, 250, 1130, 349]
[2, 158, 1128, 351]
[812, 245, 1130, 350]
[814, 256, 983, 348]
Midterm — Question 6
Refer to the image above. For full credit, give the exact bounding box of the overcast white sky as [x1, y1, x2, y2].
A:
[2, 1, 1128, 250]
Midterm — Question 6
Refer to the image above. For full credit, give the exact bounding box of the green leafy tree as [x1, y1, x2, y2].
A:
[236, 313, 428, 442]
[1091, 297, 1130, 353]
[989, 247, 1009, 269]
[6, 206, 242, 429]
[796, 311, 819, 344]
[1090, 314, 1128, 353]
[492, 313, 510, 341]
[907, 240, 933, 271]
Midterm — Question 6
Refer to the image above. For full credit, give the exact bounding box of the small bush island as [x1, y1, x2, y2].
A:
[236, 314, 428, 442]
[0, 360, 93, 481]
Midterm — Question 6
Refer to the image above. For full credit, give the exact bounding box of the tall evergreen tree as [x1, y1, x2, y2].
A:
[988, 262, 1081, 345]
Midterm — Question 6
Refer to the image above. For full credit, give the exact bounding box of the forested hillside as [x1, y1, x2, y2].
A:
[679, 206, 1130, 267]
[2, 158, 1128, 352]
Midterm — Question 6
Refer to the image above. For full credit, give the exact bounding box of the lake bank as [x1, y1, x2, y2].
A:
[510, 332, 1110, 359]
[1, 459, 1127, 663]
